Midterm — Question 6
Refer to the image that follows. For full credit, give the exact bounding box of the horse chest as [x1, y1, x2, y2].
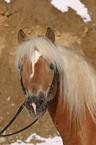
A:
[48, 94, 83, 145]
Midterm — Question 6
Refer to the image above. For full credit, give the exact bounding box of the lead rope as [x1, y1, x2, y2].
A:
[0, 68, 59, 137]
[0, 100, 38, 137]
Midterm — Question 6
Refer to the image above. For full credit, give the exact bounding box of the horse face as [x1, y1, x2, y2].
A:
[19, 55, 56, 118]
[18, 28, 57, 118]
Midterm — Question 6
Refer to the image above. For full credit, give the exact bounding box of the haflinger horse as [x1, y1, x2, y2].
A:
[16, 27, 96, 145]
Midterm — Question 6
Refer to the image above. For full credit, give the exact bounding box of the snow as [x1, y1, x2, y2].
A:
[9, 133, 63, 145]
[0, 133, 63, 145]
[51, 0, 91, 23]
[4, 0, 10, 3]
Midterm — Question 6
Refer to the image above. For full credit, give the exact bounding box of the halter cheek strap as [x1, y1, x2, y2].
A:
[47, 68, 59, 102]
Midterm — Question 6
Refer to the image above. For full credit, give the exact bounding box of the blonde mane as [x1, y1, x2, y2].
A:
[16, 36, 96, 123]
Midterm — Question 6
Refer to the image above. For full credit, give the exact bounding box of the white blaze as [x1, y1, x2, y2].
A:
[30, 51, 41, 78]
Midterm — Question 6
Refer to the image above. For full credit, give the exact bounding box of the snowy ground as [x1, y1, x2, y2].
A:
[5, 0, 10, 3]
[0, 133, 63, 145]
[5, 0, 91, 23]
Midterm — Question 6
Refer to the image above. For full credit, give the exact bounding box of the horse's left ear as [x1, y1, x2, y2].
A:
[18, 29, 29, 43]
[45, 27, 55, 43]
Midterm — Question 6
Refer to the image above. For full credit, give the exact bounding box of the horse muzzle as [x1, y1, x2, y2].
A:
[25, 92, 48, 118]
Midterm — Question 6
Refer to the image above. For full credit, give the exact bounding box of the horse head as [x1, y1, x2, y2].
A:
[17, 28, 59, 118]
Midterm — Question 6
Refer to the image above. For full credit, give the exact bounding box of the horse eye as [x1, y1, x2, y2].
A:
[50, 64, 54, 70]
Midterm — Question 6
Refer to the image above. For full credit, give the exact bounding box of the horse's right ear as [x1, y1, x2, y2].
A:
[18, 30, 28, 43]
[45, 27, 55, 43]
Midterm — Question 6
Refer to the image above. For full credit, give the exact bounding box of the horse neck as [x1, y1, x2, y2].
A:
[48, 87, 96, 145]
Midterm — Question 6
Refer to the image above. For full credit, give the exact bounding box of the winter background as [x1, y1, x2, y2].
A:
[1, 0, 91, 144]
